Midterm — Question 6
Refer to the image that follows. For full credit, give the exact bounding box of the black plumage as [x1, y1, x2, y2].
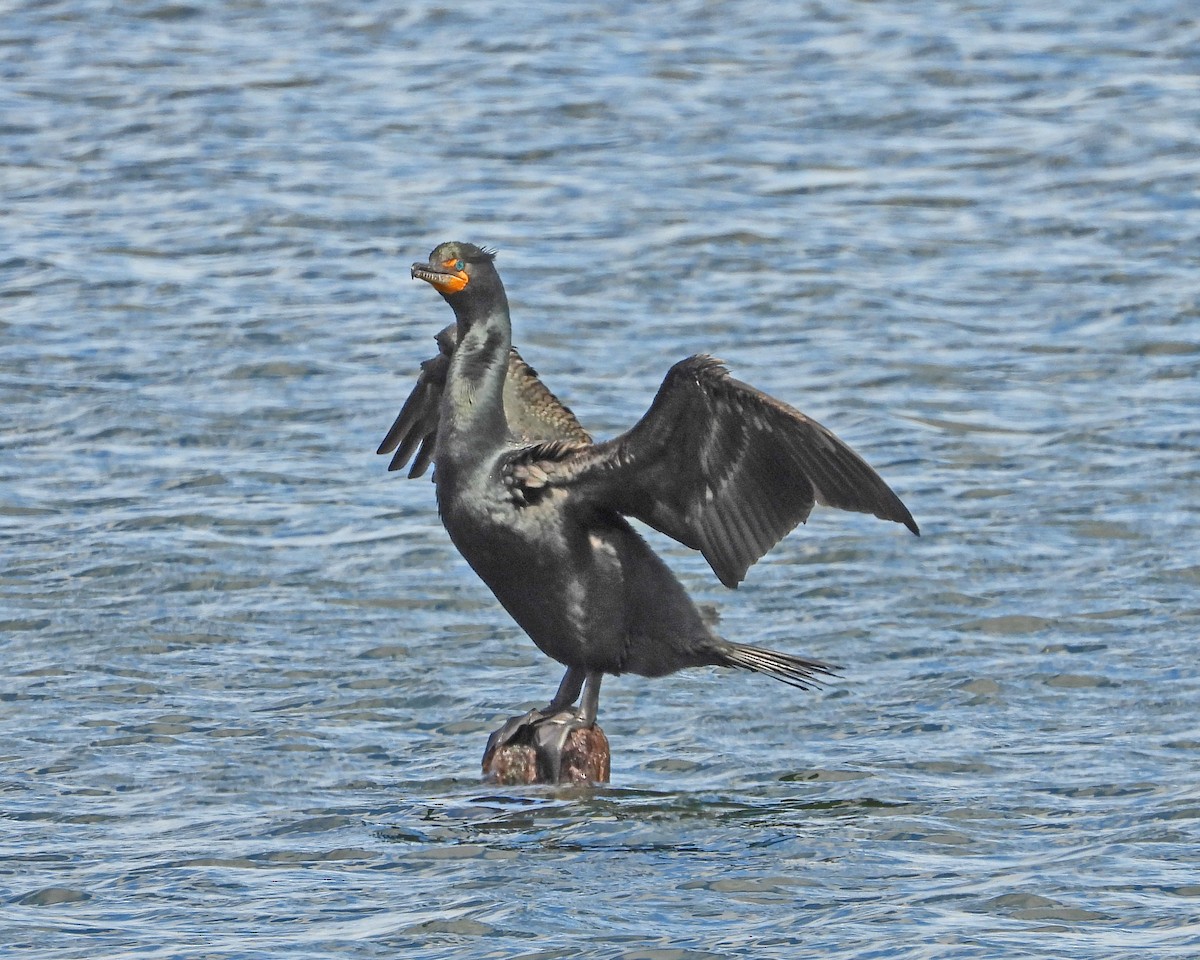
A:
[379, 241, 918, 752]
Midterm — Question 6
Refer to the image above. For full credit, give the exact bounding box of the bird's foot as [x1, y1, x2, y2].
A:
[483, 708, 546, 760]
[530, 710, 593, 783]
[482, 709, 607, 785]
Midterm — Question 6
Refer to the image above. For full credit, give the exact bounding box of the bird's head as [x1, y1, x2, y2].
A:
[411, 241, 502, 311]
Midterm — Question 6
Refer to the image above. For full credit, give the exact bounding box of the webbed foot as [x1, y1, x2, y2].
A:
[481, 708, 608, 785]
[483, 708, 545, 760]
[530, 710, 593, 783]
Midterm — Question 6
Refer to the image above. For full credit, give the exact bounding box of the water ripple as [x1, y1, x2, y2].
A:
[4, 0, 1200, 957]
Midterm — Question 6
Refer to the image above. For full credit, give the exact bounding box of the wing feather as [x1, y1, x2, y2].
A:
[506, 355, 918, 588]
[377, 324, 456, 477]
[378, 324, 591, 478]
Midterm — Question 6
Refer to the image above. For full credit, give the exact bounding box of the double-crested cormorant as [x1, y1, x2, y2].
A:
[379, 241, 918, 771]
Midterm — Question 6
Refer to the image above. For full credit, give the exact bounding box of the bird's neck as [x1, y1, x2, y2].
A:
[439, 301, 512, 462]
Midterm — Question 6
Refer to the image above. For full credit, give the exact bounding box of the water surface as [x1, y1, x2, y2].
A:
[3, 1, 1199, 957]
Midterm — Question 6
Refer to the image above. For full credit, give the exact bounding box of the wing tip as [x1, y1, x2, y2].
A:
[889, 503, 919, 536]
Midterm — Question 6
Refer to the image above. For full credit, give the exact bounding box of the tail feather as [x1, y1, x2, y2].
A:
[720, 642, 840, 691]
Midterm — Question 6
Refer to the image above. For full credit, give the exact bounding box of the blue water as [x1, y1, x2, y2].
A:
[3, 1, 1199, 957]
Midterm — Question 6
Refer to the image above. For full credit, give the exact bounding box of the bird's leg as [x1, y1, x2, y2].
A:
[577, 670, 602, 726]
[484, 666, 585, 758]
[545, 666, 586, 714]
[531, 670, 603, 782]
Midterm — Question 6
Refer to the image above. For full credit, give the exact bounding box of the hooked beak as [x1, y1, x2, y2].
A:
[411, 260, 468, 295]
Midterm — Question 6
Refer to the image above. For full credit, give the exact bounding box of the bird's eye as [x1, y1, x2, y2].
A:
[454, 260, 465, 272]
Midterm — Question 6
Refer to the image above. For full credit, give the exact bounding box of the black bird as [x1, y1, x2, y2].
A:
[379, 241, 918, 770]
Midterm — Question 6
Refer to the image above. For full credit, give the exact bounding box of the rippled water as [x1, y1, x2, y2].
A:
[4, 1, 1199, 957]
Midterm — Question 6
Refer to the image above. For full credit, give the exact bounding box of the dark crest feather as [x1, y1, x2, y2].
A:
[466, 246, 497, 264]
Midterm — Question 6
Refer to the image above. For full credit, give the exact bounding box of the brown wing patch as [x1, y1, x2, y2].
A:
[379, 325, 592, 478]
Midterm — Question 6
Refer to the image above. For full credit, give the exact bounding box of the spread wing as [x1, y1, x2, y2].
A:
[377, 324, 457, 477]
[378, 323, 591, 477]
[507, 355, 918, 588]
